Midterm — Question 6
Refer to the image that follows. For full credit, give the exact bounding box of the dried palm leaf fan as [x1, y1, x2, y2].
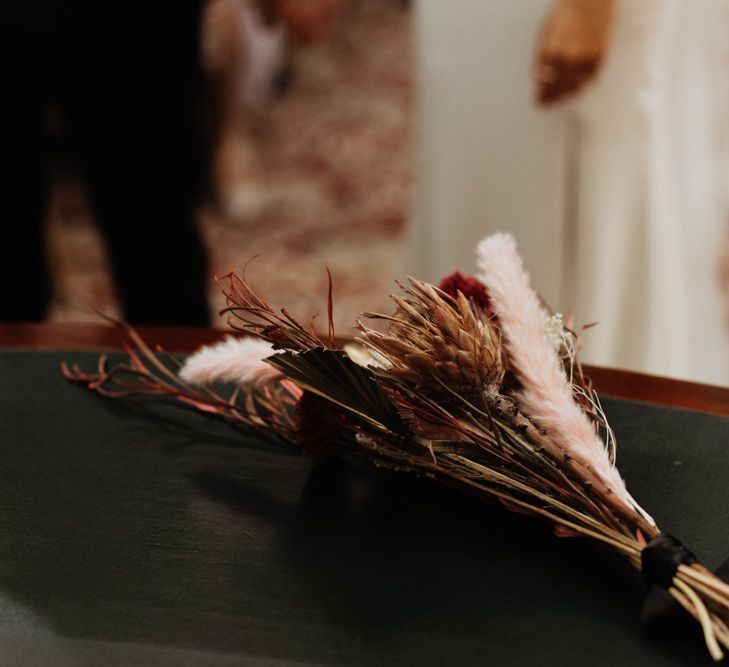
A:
[65, 233, 729, 660]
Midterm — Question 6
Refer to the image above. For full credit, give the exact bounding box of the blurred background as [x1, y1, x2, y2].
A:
[35, 0, 413, 333]
[5, 0, 729, 385]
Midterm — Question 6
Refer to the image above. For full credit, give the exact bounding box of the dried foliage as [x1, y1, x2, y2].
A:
[62, 318, 302, 441]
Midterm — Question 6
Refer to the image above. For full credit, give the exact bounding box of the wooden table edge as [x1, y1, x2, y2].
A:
[2, 322, 728, 418]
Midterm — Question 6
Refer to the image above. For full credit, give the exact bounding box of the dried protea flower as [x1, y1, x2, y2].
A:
[358, 278, 504, 400]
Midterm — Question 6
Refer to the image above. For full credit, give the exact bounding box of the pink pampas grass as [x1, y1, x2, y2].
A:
[179, 336, 282, 388]
[476, 233, 642, 514]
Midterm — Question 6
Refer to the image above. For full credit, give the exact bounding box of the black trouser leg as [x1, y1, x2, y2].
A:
[0, 69, 50, 322]
[62, 3, 211, 326]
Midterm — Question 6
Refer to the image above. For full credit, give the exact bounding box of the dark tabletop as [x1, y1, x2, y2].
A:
[1, 350, 728, 666]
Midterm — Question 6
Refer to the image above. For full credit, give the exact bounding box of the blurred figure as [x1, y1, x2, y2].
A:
[201, 0, 411, 333]
[31, 0, 408, 332]
[274, 0, 346, 44]
[534, 0, 615, 105]
[203, 0, 345, 217]
[2, 2, 211, 325]
[535, 0, 729, 384]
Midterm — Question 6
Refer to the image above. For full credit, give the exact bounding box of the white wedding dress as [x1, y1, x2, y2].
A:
[407, 0, 729, 385]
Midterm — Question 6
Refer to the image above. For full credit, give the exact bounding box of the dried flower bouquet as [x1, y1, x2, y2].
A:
[65, 233, 729, 660]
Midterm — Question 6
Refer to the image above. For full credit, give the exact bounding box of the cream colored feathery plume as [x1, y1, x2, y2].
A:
[476, 233, 642, 514]
[179, 336, 281, 387]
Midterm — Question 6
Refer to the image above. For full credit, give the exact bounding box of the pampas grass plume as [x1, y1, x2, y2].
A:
[476, 233, 637, 510]
[179, 336, 281, 387]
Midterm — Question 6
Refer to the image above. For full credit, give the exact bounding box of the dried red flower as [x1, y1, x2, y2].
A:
[294, 391, 350, 461]
[438, 271, 495, 320]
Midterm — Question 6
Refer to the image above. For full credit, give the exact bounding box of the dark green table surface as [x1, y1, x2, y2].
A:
[1, 351, 728, 666]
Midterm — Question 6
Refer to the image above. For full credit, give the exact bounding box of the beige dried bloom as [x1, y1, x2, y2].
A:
[358, 278, 504, 400]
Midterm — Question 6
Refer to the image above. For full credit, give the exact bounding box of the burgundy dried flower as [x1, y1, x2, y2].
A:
[294, 391, 350, 461]
[438, 271, 495, 320]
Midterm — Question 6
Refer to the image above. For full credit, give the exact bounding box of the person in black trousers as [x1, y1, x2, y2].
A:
[2, 1, 211, 326]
